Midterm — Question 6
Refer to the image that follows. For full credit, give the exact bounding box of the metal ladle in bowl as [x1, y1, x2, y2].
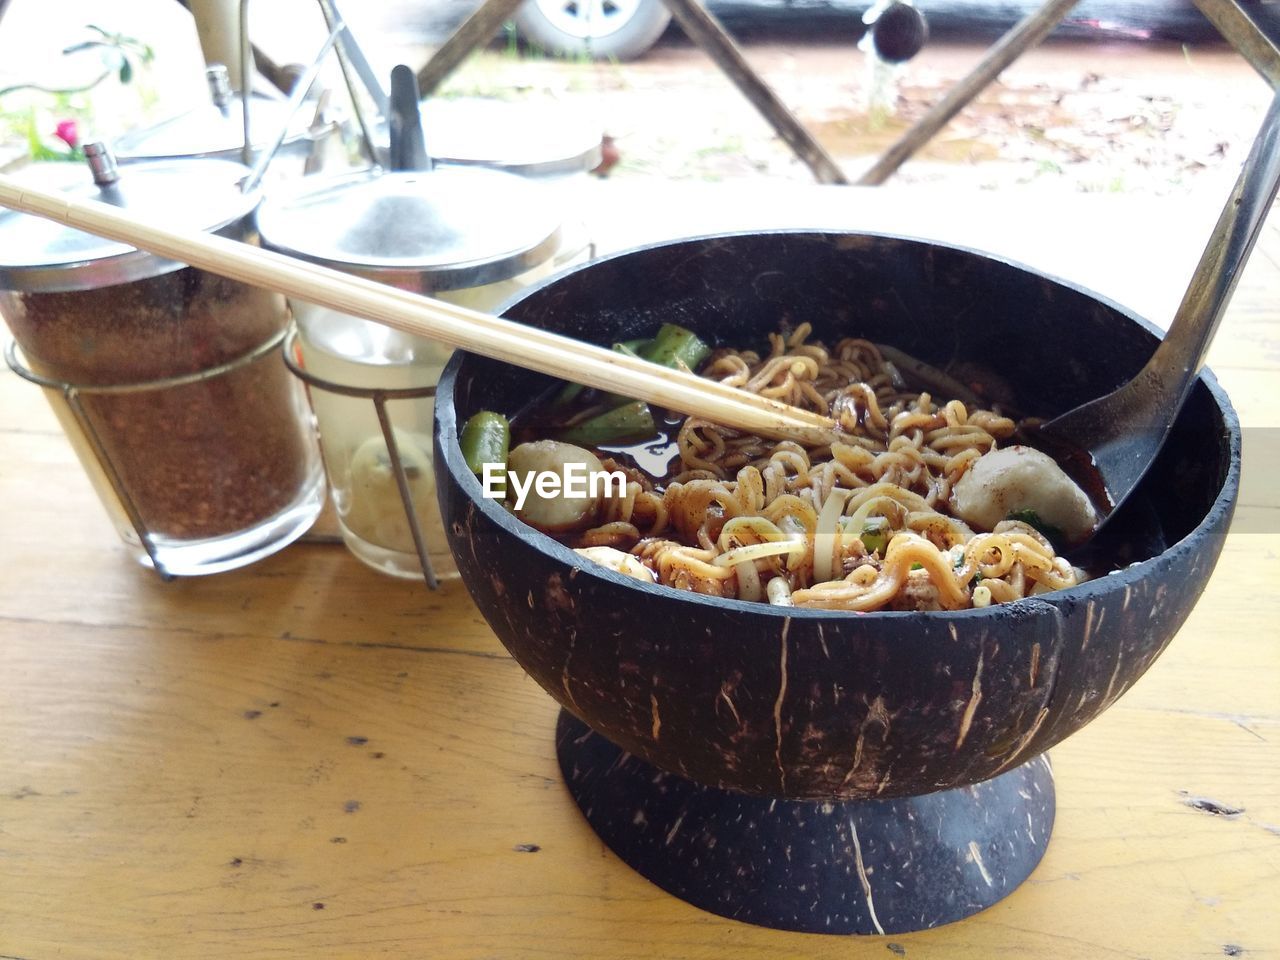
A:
[1034, 92, 1280, 540]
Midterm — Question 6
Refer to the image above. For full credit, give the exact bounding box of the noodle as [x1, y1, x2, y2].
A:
[557, 325, 1085, 611]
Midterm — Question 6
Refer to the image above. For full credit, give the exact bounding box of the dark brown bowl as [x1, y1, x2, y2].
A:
[435, 231, 1239, 802]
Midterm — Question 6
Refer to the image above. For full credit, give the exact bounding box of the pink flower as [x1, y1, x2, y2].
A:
[54, 120, 80, 149]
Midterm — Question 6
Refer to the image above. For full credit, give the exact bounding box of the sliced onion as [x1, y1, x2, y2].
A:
[785, 531, 808, 572]
[774, 514, 811, 572]
[714, 540, 805, 567]
[813, 488, 854, 584]
[718, 515, 789, 553]
[735, 557, 763, 602]
[766, 577, 793, 606]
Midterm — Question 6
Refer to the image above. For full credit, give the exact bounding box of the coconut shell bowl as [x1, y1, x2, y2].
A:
[433, 232, 1240, 935]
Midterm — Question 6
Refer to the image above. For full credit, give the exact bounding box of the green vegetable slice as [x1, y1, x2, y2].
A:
[859, 516, 890, 556]
[550, 325, 710, 410]
[459, 411, 511, 489]
[557, 400, 658, 447]
[551, 339, 651, 408]
[641, 323, 711, 373]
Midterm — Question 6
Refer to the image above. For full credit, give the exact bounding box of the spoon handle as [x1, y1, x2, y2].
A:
[388, 64, 430, 173]
[1153, 92, 1280, 401]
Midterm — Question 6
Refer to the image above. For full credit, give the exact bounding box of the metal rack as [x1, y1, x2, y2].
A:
[278, 325, 442, 590]
[4, 330, 288, 579]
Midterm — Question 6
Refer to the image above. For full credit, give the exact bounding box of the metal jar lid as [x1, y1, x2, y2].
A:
[0, 145, 260, 293]
[113, 65, 326, 164]
[375, 98, 603, 178]
[255, 166, 563, 293]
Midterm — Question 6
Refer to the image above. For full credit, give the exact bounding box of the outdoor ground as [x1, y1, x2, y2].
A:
[411, 35, 1267, 199]
[252, 0, 1272, 206]
[0, 0, 1272, 209]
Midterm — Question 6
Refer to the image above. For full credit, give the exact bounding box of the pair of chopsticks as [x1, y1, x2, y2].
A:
[0, 175, 837, 446]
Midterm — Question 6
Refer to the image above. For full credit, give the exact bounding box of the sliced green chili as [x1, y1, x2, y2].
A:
[459, 411, 511, 487]
[557, 400, 658, 447]
[860, 516, 890, 556]
[641, 323, 711, 373]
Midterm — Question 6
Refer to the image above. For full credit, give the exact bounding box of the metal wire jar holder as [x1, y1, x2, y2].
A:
[279, 324, 441, 590]
[4, 329, 289, 580]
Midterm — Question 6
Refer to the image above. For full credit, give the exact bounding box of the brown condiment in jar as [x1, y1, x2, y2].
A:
[0, 145, 324, 575]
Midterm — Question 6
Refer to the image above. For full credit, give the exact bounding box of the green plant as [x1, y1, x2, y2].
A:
[0, 25, 154, 98]
[0, 24, 155, 162]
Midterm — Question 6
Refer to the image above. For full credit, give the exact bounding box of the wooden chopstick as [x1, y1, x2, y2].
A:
[0, 175, 838, 446]
[275, 249, 837, 432]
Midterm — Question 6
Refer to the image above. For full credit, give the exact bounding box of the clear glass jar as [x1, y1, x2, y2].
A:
[292, 259, 554, 582]
[259, 165, 563, 585]
[1, 268, 325, 575]
[0, 151, 326, 576]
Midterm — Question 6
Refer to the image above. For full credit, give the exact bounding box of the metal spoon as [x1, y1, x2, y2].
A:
[1032, 91, 1280, 541]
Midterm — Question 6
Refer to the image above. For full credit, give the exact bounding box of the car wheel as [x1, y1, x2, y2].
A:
[513, 0, 673, 60]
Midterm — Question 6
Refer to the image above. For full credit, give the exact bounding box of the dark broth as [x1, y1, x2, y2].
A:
[512, 387, 683, 483]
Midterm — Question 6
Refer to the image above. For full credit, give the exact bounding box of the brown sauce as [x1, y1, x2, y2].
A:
[511, 386, 680, 483]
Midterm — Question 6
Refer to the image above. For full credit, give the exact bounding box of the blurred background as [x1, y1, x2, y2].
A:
[0, 0, 1272, 196]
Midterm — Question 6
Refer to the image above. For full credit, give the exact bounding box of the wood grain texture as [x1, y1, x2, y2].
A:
[1, 187, 1278, 959]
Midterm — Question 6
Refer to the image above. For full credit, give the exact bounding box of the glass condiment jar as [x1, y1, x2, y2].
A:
[375, 97, 602, 267]
[112, 65, 338, 177]
[0, 144, 326, 576]
[256, 165, 563, 583]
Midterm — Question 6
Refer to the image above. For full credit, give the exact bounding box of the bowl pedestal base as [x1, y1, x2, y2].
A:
[556, 710, 1055, 935]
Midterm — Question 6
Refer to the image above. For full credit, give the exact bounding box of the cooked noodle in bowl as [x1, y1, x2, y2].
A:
[494, 323, 1097, 611]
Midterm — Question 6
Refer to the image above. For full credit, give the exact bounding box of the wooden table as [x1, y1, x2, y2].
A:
[1, 184, 1277, 959]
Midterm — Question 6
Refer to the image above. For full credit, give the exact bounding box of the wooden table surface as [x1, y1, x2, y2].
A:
[1, 183, 1277, 960]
